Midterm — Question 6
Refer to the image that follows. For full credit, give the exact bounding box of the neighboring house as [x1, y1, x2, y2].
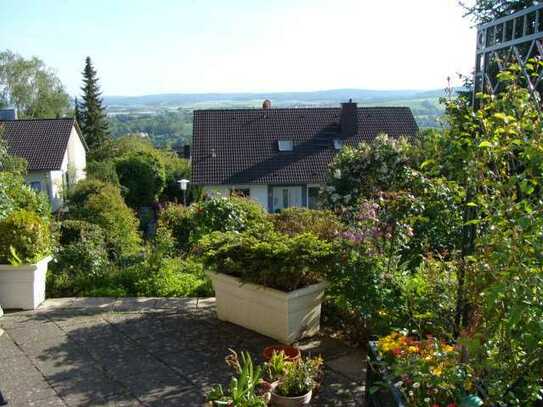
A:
[192, 100, 418, 212]
[0, 112, 87, 211]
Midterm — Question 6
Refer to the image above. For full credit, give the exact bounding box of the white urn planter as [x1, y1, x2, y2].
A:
[207, 271, 328, 344]
[0, 256, 52, 310]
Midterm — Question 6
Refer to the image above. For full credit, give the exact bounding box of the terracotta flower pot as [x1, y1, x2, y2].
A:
[270, 390, 312, 407]
[263, 345, 301, 362]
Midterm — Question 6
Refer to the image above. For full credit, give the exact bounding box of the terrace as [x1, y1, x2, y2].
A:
[0, 298, 366, 406]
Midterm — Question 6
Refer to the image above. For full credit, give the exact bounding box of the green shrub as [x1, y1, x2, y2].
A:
[159, 196, 272, 253]
[157, 203, 194, 252]
[193, 195, 271, 237]
[47, 220, 110, 297]
[67, 180, 142, 259]
[115, 151, 166, 207]
[86, 160, 120, 186]
[0, 209, 51, 264]
[199, 230, 332, 292]
[271, 208, 344, 241]
[0, 172, 50, 220]
[134, 257, 212, 297]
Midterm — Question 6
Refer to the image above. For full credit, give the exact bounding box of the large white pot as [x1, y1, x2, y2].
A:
[0, 256, 52, 310]
[207, 271, 328, 344]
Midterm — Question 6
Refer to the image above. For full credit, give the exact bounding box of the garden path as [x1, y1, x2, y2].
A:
[0, 298, 367, 406]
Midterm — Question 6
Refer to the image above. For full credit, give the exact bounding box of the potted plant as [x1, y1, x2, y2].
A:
[207, 349, 270, 406]
[0, 209, 52, 310]
[270, 356, 323, 407]
[199, 230, 333, 343]
[263, 345, 301, 363]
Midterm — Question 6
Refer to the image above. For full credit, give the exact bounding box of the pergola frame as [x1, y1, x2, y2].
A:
[474, 3, 543, 107]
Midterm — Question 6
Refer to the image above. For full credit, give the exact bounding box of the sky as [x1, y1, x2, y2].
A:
[1, 0, 477, 96]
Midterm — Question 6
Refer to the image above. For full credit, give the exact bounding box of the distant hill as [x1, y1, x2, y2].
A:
[105, 88, 454, 147]
[103, 88, 448, 108]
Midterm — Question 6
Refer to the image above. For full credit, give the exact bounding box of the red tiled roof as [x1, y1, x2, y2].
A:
[192, 107, 418, 185]
[1, 118, 79, 171]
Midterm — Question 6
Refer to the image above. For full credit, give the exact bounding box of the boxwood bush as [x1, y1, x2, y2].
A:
[198, 230, 333, 292]
[0, 209, 51, 264]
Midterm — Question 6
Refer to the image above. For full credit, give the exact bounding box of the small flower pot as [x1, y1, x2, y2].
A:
[263, 345, 301, 362]
[270, 390, 312, 407]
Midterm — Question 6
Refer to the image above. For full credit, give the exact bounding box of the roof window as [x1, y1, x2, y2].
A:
[278, 140, 294, 151]
[333, 139, 344, 150]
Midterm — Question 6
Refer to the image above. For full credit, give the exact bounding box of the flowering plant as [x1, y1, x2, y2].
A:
[375, 332, 477, 407]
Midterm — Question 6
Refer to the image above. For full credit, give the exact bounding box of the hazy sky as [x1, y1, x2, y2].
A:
[1, 0, 476, 96]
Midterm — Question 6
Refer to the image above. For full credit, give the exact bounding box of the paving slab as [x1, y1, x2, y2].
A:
[0, 297, 367, 406]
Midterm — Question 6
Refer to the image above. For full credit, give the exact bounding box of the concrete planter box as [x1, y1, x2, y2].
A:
[0, 256, 52, 310]
[207, 271, 328, 344]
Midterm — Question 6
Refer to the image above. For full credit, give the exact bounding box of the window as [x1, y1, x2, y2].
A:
[29, 181, 41, 192]
[333, 139, 343, 150]
[230, 188, 250, 198]
[282, 189, 289, 208]
[308, 186, 321, 209]
[278, 140, 293, 151]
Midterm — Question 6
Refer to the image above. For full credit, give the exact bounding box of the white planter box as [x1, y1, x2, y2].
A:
[0, 256, 52, 310]
[207, 271, 328, 344]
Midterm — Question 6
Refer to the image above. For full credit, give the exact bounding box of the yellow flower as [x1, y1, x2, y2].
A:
[408, 346, 418, 353]
[431, 366, 443, 376]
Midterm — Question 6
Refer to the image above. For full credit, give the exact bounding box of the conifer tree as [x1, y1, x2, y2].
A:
[73, 97, 81, 125]
[80, 57, 110, 150]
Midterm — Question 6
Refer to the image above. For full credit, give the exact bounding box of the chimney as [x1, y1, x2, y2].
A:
[0, 108, 17, 121]
[340, 99, 358, 137]
[262, 99, 272, 109]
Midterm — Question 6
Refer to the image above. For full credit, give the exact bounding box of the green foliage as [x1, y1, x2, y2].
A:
[108, 109, 193, 147]
[86, 160, 120, 185]
[0, 130, 27, 175]
[0, 50, 71, 118]
[0, 171, 50, 221]
[47, 220, 109, 297]
[159, 196, 272, 252]
[207, 350, 267, 407]
[0, 209, 51, 264]
[274, 357, 323, 397]
[67, 179, 141, 259]
[436, 62, 543, 405]
[460, 0, 537, 23]
[132, 256, 212, 297]
[395, 258, 458, 340]
[324, 134, 413, 208]
[79, 56, 110, 152]
[157, 204, 193, 252]
[115, 151, 166, 207]
[270, 207, 344, 241]
[192, 196, 272, 239]
[199, 230, 333, 292]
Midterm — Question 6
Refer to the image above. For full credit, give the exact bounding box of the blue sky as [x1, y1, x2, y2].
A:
[1, 0, 476, 96]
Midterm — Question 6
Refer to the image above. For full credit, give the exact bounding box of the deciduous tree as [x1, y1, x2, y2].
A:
[0, 50, 70, 118]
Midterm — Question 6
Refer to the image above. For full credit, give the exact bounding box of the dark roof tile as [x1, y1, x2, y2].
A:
[192, 107, 418, 185]
[0, 118, 79, 171]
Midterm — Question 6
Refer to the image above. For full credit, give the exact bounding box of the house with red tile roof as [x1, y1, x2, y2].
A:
[191, 100, 418, 212]
[0, 110, 87, 211]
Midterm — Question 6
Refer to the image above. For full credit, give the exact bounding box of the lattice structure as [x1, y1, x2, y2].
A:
[475, 3, 543, 105]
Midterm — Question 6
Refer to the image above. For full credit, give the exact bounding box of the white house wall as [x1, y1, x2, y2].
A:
[61, 127, 87, 182]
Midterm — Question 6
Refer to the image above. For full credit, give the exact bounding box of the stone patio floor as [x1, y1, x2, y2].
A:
[0, 298, 367, 406]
